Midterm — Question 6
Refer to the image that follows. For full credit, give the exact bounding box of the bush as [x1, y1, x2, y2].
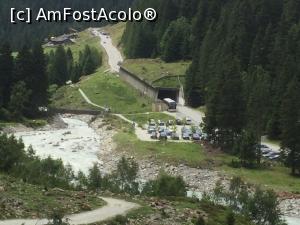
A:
[87, 163, 102, 191]
[108, 215, 128, 225]
[0, 134, 25, 172]
[142, 172, 186, 197]
[47, 208, 69, 225]
[193, 216, 206, 225]
[226, 211, 235, 225]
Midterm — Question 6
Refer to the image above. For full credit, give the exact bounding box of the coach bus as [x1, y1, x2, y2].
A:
[163, 98, 177, 112]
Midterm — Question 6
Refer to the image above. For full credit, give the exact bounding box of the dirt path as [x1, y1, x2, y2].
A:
[0, 197, 139, 225]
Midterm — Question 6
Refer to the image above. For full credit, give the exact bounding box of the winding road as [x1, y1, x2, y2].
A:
[0, 197, 139, 225]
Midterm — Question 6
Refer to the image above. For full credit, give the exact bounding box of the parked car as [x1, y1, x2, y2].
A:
[263, 151, 278, 158]
[269, 153, 280, 160]
[171, 133, 180, 140]
[165, 128, 173, 136]
[158, 127, 165, 133]
[192, 133, 201, 140]
[261, 148, 272, 154]
[176, 118, 183, 125]
[182, 133, 190, 140]
[150, 132, 158, 139]
[159, 131, 168, 140]
[182, 127, 192, 136]
[185, 117, 192, 125]
[148, 126, 156, 134]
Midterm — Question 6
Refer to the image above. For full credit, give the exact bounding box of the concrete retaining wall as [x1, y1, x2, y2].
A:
[119, 67, 158, 100]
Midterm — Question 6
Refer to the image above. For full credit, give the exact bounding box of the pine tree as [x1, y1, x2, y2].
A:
[245, 66, 271, 140]
[31, 43, 49, 110]
[66, 48, 74, 81]
[14, 45, 33, 86]
[161, 17, 191, 62]
[280, 77, 300, 175]
[50, 46, 68, 86]
[236, 129, 260, 168]
[0, 43, 14, 107]
[9, 81, 31, 120]
[215, 57, 245, 150]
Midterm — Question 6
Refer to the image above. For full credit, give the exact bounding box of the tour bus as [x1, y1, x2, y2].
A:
[163, 98, 177, 112]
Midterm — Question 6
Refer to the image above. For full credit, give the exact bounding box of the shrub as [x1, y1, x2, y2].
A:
[142, 172, 186, 197]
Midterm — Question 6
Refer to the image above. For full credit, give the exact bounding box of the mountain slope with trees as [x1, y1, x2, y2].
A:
[0, 0, 133, 50]
[122, 0, 300, 175]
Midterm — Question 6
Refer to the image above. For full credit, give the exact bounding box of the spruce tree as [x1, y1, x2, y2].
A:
[281, 77, 300, 175]
[31, 43, 49, 110]
[0, 43, 14, 107]
[51, 46, 68, 86]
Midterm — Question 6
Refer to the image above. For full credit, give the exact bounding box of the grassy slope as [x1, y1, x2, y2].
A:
[52, 69, 153, 114]
[122, 58, 190, 87]
[79, 69, 152, 114]
[0, 174, 105, 219]
[50, 84, 98, 110]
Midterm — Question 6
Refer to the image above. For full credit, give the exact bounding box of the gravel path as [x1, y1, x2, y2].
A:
[0, 197, 139, 225]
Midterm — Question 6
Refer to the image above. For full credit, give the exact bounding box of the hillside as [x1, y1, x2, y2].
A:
[122, 0, 300, 180]
[0, 0, 133, 50]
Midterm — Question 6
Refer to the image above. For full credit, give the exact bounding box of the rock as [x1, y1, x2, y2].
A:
[80, 203, 92, 211]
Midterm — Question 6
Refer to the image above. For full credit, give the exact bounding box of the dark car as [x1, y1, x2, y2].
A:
[176, 119, 183, 125]
[182, 132, 190, 140]
[159, 132, 168, 140]
[192, 133, 201, 140]
[182, 127, 192, 136]
[165, 128, 173, 136]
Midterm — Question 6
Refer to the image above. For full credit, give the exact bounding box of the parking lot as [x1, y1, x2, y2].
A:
[133, 117, 281, 160]
[134, 117, 207, 143]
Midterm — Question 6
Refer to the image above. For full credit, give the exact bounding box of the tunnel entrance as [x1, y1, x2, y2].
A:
[157, 88, 179, 102]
